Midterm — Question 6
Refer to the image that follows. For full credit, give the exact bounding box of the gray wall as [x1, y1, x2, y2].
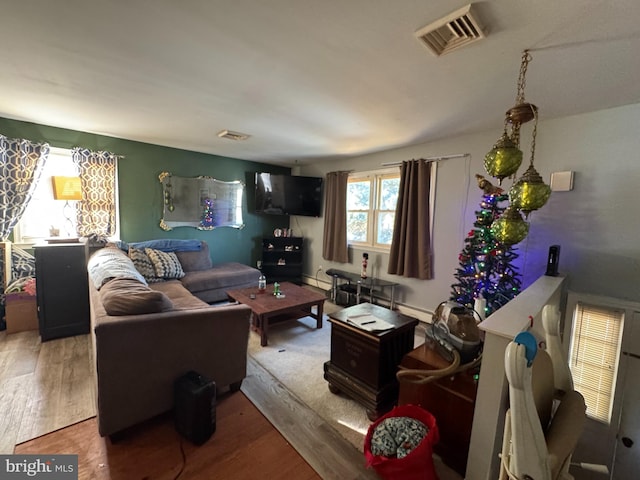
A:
[296, 102, 640, 313]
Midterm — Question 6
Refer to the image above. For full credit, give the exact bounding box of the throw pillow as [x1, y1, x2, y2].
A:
[145, 248, 186, 279]
[129, 247, 163, 283]
[99, 278, 174, 315]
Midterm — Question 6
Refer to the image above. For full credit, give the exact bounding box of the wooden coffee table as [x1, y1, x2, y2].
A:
[226, 282, 326, 346]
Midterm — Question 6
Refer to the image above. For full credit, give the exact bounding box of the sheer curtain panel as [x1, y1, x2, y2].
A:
[388, 160, 434, 279]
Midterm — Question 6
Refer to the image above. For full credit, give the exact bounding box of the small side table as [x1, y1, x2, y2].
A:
[324, 303, 418, 420]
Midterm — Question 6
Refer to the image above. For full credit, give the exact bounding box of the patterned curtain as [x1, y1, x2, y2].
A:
[72, 148, 118, 237]
[0, 135, 49, 240]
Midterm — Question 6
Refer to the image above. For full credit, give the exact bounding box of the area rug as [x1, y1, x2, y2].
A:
[246, 309, 420, 452]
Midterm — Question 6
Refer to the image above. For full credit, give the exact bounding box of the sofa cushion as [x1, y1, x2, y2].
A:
[180, 262, 259, 294]
[175, 241, 213, 272]
[149, 280, 210, 310]
[145, 248, 186, 279]
[99, 278, 174, 315]
[88, 246, 148, 289]
[129, 247, 164, 283]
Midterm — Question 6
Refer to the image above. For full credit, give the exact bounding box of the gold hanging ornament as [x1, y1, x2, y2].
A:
[490, 205, 529, 246]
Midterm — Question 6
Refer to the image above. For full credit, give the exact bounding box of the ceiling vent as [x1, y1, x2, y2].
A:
[217, 129, 251, 141]
[415, 4, 485, 57]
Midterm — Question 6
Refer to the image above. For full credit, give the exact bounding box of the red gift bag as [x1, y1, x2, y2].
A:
[364, 405, 440, 480]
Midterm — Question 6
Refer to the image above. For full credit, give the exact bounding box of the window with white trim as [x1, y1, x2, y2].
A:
[568, 301, 624, 424]
[347, 170, 400, 250]
[12, 147, 120, 246]
[13, 147, 79, 246]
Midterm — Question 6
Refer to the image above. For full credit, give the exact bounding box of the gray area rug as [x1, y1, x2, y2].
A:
[247, 311, 372, 451]
[246, 304, 463, 480]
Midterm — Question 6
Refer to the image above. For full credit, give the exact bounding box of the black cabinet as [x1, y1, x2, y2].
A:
[35, 241, 90, 341]
[261, 236, 303, 284]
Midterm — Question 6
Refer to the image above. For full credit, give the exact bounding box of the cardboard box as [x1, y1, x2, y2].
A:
[5, 292, 39, 334]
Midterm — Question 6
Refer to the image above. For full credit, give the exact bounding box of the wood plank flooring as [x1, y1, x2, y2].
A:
[16, 391, 321, 480]
[0, 330, 95, 453]
[0, 328, 377, 479]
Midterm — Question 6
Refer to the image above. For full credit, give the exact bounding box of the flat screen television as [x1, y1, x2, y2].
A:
[255, 173, 323, 217]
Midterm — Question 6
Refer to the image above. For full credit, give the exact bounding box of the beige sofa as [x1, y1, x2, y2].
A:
[87, 242, 257, 437]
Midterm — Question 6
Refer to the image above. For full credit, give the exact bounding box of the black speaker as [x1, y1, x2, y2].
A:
[545, 245, 561, 276]
[174, 371, 216, 445]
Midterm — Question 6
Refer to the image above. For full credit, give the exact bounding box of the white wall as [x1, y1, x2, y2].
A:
[295, 102, 640, 313]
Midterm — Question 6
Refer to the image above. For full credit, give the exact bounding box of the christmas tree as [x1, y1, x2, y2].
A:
[200, 197, 215, 228]
[450, 175, 522, 317]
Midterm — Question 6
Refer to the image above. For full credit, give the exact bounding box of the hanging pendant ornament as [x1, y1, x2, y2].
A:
[490, 205, 529, 246]
[483, 127, 523, 184]
[509, 164, 551, 217]
[508, 105, 551, 217]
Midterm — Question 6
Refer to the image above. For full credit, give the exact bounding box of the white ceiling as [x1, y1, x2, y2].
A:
[1, 1, 639, 166]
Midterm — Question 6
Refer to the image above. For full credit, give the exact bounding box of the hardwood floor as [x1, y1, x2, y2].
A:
[15, 391, 322, 480]
[0, 328, 378, 479]
[0, 330, 95, 453]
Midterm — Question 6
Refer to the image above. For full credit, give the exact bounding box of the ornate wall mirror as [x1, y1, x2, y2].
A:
[159, 172, 245, 231]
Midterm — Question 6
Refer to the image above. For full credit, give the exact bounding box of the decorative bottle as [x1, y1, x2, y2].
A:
[361, 253, 369, 278]
[258, 273, 266, 293]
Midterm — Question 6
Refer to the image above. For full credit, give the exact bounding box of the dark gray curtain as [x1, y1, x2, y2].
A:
[0, 135, 49, 240]
[72, 148, 118, 237]
[322, 171, 349, 263]
[388, 160, 434, 279]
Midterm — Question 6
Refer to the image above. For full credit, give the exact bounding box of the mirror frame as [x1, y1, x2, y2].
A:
[159, 171, 245, 231]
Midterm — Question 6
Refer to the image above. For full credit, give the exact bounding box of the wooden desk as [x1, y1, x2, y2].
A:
[398, 343, 479, 477]
[324, 303, 418, 420]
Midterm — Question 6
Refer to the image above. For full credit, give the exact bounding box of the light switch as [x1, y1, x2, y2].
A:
[550, 171, 574, 191]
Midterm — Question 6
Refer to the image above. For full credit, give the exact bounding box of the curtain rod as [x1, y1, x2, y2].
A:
[381, 153, 468, 167]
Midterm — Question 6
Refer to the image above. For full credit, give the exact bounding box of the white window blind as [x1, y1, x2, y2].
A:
[569, 302, 624, 423]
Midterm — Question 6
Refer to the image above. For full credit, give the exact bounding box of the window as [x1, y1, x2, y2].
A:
[12, 146, 120, 245]
[347, 170, 400, 249]
[13, 147, 79, 245]
[568, 301, 624, 423]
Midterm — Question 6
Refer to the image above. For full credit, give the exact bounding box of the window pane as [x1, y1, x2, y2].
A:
[16, 149, 79, 242]
[347, 180, 370, 210]
[379, 177, 399, 210]
[376, 212, 395, 245]
[347, 212, 368, 242]
[569, 302, 624, 423]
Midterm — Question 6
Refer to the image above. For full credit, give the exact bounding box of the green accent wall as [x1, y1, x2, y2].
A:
[0, 117, 291, 266]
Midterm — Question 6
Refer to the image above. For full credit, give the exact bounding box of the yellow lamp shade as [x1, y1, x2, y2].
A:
[51, 176, 82, 201]
[483, 131, 523, 184]
[491, 206, 529, 246]
[509, 164, 551, 217]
